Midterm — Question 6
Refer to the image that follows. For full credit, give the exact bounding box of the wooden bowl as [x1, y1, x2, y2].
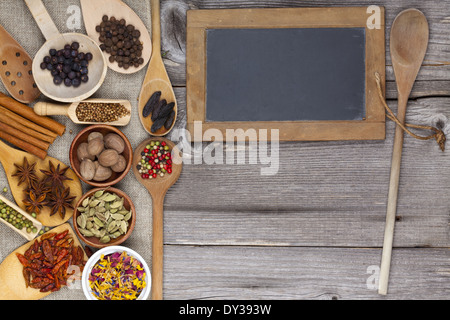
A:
[73, 187, 136, 248]
[69, 124, 132, 188]
[32, 33, 107, 103]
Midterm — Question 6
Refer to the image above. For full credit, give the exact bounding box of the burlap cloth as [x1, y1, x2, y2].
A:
[0, 0, 164, 300]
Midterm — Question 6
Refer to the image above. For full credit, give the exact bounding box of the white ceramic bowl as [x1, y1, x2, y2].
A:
[82, 246, 151, 300]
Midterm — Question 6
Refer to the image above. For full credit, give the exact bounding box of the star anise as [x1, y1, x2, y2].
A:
[22, 189, 47, 214]
[46, 186, 76, 219]
[12, 157, 38, 187]
[26, 178, 51, 197]
[40, 161, 72, 189]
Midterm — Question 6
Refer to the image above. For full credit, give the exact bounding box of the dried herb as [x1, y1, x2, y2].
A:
[22, 189, 47, 214]
[12, 157, 38, 187]
[46, 186, 76, 219]
[40, 161, 72, 189]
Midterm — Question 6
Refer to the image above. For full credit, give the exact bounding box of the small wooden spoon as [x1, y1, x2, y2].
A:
[0, 139, 82, 227]
[378, 8, 429, 295]
[138, 0, 177, 136]
[34, 99, 132, 126]
[80, 0, 152, 74]
[0, 24, 40, 103]
[132, 137, 182, 300]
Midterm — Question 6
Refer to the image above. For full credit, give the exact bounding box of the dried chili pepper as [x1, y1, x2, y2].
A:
[16, 229, 86, 293]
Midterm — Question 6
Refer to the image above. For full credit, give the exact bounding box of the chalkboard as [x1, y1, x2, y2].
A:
[205, 28, 366, 122]
[186, 7, 386, 141]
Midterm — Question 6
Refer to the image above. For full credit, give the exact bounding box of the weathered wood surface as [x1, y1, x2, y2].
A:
[158, 0, 450, 300]
[0, 0, 447, 301]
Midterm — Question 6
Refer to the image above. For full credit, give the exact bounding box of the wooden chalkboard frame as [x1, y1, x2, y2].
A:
[186, 7, 386, 141]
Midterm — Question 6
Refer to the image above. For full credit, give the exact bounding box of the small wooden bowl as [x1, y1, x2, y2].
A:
[73, 187, 136, 248]
[69, 124, 132, 188]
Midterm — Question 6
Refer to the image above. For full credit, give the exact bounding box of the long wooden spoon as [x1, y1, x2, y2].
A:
[34, 99, 132, 126]
[0, 139, 82, 227]
[132, 137, 182, 300]
[378, 8, 429, 295]
[138, 0, 178, 136]
[80, 0, 152, 74]
[0, 24, 40, 103]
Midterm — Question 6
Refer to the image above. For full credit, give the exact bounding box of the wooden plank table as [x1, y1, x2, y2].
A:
[0, 0, 448, 301]
[160, 0, 449, 300]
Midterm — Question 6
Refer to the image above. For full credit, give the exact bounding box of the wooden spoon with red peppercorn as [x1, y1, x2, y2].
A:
[132, 137, 182, 300]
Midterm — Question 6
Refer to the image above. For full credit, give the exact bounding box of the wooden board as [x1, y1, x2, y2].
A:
[186, 7, 386, 141]
[0, 223, 87, 300]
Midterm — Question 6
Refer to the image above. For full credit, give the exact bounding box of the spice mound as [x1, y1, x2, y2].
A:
[142, 91, 176, 133]
[40, 42, 92, 87]
[75, 102, 130, 123]
[0, 198, 40, 234]
[88, 251, 146, 300]
[16, 229, 86, 292]
[136, 140, 172, 179]
[96, 15, 144, 70]
[76, 189, 132, 244]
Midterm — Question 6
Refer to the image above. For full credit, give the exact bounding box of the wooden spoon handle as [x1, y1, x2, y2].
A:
[34, 102, 70, 117]
[151, 192, 165, 300]
[24, 0, 60, 40]
[150, 0, 161, 53]
[378, 94, 408, 295]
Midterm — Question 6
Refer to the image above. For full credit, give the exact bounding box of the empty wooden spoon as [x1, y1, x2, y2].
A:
[0, 24, 40, 103]
[132, 137, 182, 300]
[0, 138, 82, 227]
[378, 8, 429, 295]
[34, 99, 132, 126]
[138, 0, 177, 136]
[80, 0, 152, 74]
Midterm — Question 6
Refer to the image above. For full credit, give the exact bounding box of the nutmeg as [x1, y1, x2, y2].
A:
[98, 149, 119, 167]
[87, 137, 104, 157]
[77, 142, 95, 161]
[93, 164, 112, 181]
[80, 159, 96, 180]
[111, 154, 127, 172]
[88, 131, 103, 142]
[104, 133, 125, 154]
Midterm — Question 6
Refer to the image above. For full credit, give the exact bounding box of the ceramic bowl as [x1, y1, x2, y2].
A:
[81, 245, 151, 300]
[73, 187, 136, 248]
[69, 124, 132, 188]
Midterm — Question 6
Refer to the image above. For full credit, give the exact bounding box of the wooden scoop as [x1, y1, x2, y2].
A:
[138, 0, 177, 136]
[0, 24, 40, 103]
[0, 223, 87, 300]
[0, 139, 82, 227]
[80, 0, 152, 74]
[132, 137, 182, 300]
[34, 99, 132, 126]
[378, 8, 429, 295]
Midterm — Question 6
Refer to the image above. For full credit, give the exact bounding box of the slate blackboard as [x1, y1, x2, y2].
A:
[186, 7, 386, 141]
[205, 28, 366, 122]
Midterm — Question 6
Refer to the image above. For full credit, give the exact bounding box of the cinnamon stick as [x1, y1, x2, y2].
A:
[0, 112, 56, 143]
[0, 122, 50, 151]
[0, 106, 58, 138]
[0, 92, 65, 136]
[0, 130, 47, 159]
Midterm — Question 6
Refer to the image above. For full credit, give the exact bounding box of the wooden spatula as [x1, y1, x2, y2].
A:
[80, 0, 152, 74]
[0, 139, 82, 227]
[0, 24, 40, 103]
